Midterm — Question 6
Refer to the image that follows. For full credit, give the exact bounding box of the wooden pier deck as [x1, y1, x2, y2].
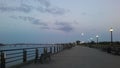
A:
[20, 46, 120, 68]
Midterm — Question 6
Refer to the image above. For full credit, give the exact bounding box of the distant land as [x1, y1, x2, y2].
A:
[0, 43, 5, 46]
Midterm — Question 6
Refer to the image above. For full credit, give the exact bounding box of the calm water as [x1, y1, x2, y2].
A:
[0, 44, 52, 50]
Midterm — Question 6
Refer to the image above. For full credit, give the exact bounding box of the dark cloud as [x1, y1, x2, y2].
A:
[32, 19, 47, 26]
[37, 0, 50, 7]
[0, 4, 32, 13]
[18, 16, 34, 21]
[0, 0, 67, 15]
[55, 21, 69, 26]
[45, 7, 66, 15]
[56, 25, 73, 32]
[10, 16, 48, 26]
[10, 15, 74, 32]
[37, 7, 66, 15]
[18, 4, 33, 13]
[55, 22, 73, 32]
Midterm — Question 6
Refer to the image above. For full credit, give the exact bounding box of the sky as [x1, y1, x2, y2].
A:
[0, 0, 120, 44]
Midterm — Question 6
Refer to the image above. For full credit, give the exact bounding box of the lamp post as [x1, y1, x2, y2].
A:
[96, 35, 99, 45]
[109, 27, 113, 46]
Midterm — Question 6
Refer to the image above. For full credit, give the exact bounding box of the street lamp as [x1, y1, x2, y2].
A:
[96, 35, 99, 45]
[109, 27, 113, 46]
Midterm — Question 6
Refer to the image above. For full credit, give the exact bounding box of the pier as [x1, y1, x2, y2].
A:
[0, 43, 74, 68]
[1, 44, 120, 68]
[21, 46, 120, 68]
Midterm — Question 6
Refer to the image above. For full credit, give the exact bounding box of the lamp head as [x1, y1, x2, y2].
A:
[96, 35, 99, 38]
[109, 27, 113, 32]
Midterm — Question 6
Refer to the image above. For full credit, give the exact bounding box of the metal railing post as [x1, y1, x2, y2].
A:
[35, 48, 38, 60]
[57, 46, 59, 53]
[1, 51, 6, 68]
[23, 49, 27, 63]
[59, 46, 61, 51]
[54, 46, 56, 53]
[50, 47, 52, 54]
[62, 45, 64, 50]
[44, 48, 47, 54]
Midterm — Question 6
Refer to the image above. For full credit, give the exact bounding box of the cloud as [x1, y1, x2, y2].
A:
[0, 0, 67, 15]
[10, 15, 74, 32]
[54, 21, 74, 32]
[56, 25, 73, 32]
[55, 21, 69, 26]
[10, 16, 48, 26]
[37, 7, 66, 15]
[0, 3, 33, 13]
[37, 0, 50, 7]
[39, 21, 74, 32]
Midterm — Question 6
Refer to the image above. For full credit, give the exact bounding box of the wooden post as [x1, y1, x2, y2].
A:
[1, 51, 6, 68]
[23, 49, 27, 62]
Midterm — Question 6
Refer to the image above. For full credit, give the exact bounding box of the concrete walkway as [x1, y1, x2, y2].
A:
[20, 46, 120, 68]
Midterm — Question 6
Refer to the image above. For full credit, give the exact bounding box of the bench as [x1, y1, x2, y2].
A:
[111, 47, 120, 55]
[40, 52, 51, 64]
[35, 52, 51, 64]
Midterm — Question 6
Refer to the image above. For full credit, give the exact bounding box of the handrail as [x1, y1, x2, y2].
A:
[0, 43, 75, 68]
[0, 47, 46, 52]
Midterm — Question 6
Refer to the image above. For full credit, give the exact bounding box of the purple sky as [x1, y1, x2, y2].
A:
[0, 0, 120, 43]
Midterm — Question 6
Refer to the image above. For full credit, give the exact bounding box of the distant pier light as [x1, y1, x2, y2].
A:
[81, 33, 84, 36]
[109, 27, 114, 46]
[96, 35, 99, 45]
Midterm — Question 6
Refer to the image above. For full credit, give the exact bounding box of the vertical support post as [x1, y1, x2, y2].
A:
[97, 37, 98, 45]
[62, 45, 63, 50]
[59, 46, 60, 52]
[57, 46, 59, 53]
[50, 47, 52, 54]
[111, 31, 113, 46]
[63, 44, 65, 49]
[23, 49, 27, 63]
[44, 48, 47, 54]
[54, 46, 56, 54]
[62, 44, 64, 49]
[1, 51, 6, 68]
[61, 45, 63, 51]
[35, 48, 38, 60]
[59, 45, 61, 51]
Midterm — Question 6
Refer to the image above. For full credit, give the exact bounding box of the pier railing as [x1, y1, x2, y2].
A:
[0, 43, 75, 68]
[86, 44, 120, 55]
